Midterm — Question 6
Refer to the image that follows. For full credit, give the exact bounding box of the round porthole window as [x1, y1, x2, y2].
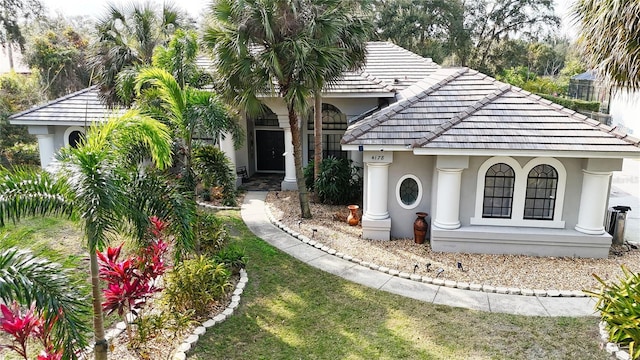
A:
[396, 174, 422, 209]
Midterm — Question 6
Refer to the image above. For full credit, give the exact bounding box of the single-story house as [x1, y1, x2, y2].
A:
[11, 42, 640, 258]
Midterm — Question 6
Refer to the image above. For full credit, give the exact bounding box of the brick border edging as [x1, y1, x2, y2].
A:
[264, 206, 588, 298]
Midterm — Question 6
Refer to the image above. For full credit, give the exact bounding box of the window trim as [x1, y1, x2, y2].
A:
[396, 174, 422, 210]
[63, 126, 85, 148]
[471, 157, 566, 228]
[482, 163, 515, 219]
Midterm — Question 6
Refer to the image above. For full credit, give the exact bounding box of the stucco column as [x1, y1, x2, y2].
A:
[575, 170, 612, 235]
[434, 168, 463, 230]
[361, 151, 393, 240]
[281, 125, 297, 190]
[219, 133, 238, 188]
[36, 134, 55, 168]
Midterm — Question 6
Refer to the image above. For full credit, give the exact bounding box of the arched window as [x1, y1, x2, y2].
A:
[482, 163, 515, 218]
[524, 164, 558, 220]
[307, 103, 348, 160]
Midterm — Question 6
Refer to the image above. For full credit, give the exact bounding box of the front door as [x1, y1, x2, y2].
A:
[256, 130, 285, 172]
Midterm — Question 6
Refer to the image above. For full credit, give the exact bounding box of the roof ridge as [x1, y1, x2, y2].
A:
[9, 85, 99, 120]
[356, 70, 396, 92]
[509, 87, 640, 148]
[380, 41, 440, 67]
[342, 68, 469, 144]
[413, 83, 511, 147]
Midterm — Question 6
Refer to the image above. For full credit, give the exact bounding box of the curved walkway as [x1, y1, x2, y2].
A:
[241, 191, 597, 317]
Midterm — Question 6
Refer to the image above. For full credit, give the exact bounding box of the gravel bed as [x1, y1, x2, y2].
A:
[266, 191, 640, 292]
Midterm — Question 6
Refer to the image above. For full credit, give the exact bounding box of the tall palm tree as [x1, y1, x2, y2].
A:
[89, 2, 188, 106]
[0, 111, 173, 360]
[0, 246, 90, 359]
[204, 0, 372, 218]
[573, 0, 640, 91]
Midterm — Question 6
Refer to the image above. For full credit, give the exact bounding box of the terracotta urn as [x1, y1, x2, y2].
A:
[347, 205, 360, 226]
[413, 212, 429, 244]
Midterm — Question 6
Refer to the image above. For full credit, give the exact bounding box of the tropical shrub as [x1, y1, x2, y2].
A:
[163, 256, 232, 317]
[213, 245, 247, 273]
[0, 302, 62, 360]
[305, 157, 362, 205]
[587, 265, 640, 359]
[193, 145, 237, 206]
[131, 309, 195, 346]
[196, 211, 230, 256]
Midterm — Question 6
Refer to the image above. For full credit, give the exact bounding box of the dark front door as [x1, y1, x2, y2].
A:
[256, 130, 285, 172]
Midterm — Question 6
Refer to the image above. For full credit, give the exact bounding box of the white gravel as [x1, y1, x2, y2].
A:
[266, 191, 640, 292]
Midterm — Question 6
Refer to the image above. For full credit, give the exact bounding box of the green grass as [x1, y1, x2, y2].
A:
[191, 211, 607, 360]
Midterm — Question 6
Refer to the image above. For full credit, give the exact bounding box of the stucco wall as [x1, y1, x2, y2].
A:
[388, 152, 434, 238]
[458, 156, 584, 229]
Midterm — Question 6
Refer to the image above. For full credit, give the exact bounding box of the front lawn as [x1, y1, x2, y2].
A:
[191, 211, 607, 360]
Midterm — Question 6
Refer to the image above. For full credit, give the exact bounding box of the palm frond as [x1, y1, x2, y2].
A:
[0, 166, 73, 227]
[0, 248, 90, 360]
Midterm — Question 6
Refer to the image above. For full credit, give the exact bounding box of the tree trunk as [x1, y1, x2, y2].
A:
[89, 249, 108, 360]
[313, 93, 322, 182]
[288, 105, 312, 218]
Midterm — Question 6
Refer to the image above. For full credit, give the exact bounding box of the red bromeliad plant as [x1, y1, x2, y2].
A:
[0, 302, 63, 360]
[97, 216, 169, 340]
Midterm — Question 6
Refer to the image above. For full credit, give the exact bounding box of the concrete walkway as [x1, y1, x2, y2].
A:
[241, 191, 597, 317]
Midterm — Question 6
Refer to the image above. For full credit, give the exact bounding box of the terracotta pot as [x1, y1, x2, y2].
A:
[414, 212, 429, 244]
[347, 205, 360, 226]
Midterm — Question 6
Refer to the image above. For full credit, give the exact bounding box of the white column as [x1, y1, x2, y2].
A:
[361, 151, 393, 241]
[281, 126, 297, 190]
[575, 170, 612, 235]
[363, 163, 390, 220]
[434, 168, 463, 229]
[36, 134, 55, 168]
[219, 133, 238, 188]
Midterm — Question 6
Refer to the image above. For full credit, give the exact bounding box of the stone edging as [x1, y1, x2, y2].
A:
[599, 321, 632, 360]
[172, 268, 248, 359]
[264, 206, 588, 298]
[80, 268, 248, 359]
[197, 202, 242, 211]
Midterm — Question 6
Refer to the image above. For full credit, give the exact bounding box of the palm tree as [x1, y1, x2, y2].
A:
[0, 111, 173, 360]
[573, 0, 640, 91]
[204, 0, 372, 218]
[133, 67, 243, 196]
[89, 2, 188, 106]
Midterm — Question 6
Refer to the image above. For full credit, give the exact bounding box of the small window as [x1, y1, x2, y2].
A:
[308, 134, 347, 161]
[396, 174, 422, 209]
[524, 164, 557, 220]
[482, 163, 514, 218]
[68, 130, 84, 148]
[254, 108, 279, 127]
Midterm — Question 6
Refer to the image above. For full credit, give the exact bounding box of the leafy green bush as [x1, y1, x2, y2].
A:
[214, 245, 247, 273]
[193, 145, 237, 206]
[538, 93, 600, 113]
[586, 266, 640, 359]
[196, 211, 229, 255]
[305, 157, 362, 205]
[163, 256, 232, 317]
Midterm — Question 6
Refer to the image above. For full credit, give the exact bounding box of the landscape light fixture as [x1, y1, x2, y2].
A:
[425, 263, 431, 271]
[457, 262, 464, 271]
[413, 263, 419, 273]
[312, 228, 318, 238]
[436, 268, 444, 277]
[297, 220, 302, 228]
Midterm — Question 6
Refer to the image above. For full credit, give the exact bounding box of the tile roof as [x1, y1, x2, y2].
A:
[196, 41, 440, 95]
[9, 86, 125, 125]
[342, 68, 640, 154]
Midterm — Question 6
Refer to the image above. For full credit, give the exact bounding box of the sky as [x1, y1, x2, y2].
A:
[40, 0, 210, 20]
[39, 0, 578, 37]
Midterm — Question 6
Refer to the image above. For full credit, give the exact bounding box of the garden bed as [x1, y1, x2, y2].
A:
[266, 191, 640, 292]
